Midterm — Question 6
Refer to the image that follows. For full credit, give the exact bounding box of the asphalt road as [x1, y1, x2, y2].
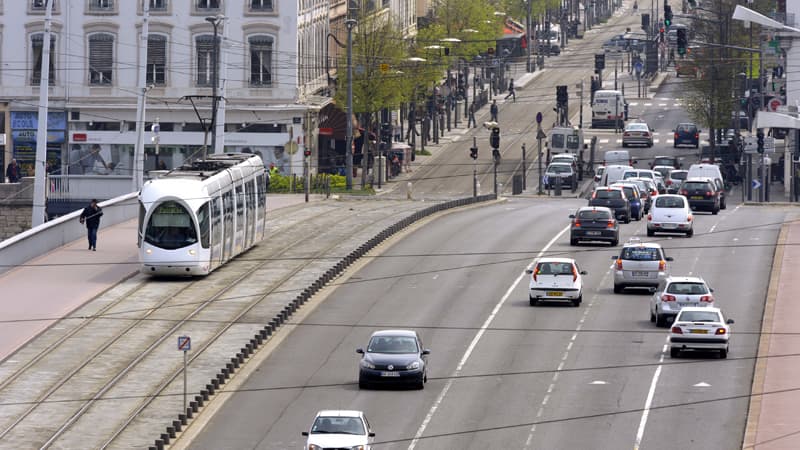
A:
[186, 191, 785, 449]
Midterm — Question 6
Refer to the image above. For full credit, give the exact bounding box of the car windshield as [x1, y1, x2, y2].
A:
[666, 282, 709, 295]
[537, 262, 574, 275]
[311, 417, 366, 435]
[578, 209, 611, 220]
[621, 246, 659, 260]
[594, 189, 622, 199]
[548, 164, 572, 173]
[655, 196, 684, 208]
[677, 311, 721, 323]
[367, 336, 419, 354]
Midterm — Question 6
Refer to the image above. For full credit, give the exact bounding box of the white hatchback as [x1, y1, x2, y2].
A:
[670, 307, 734, 358]
[527, 258, 587, 307]
[302, 410, 375, 449]
[650, 276, 714, 327]
[647, 194, 693, 237]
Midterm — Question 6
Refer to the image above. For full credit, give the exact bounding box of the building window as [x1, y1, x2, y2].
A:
[249, 0, 272, 11]
[149, 0, 167, 9]
[196, 35, 214, 86]
[32, 0, 46, 9]
[89, 33, 113, 85]
[147, 35, 166, 85]
[249, 36, 272, 87]
[31, 34, 56, 85]
[196, 0, 219, 10]
[88, 0, 113, 11]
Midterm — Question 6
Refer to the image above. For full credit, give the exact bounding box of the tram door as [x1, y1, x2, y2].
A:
[246, 180, 256, 248]
[210, 197, 223, 268]
[222, 190, 234, 261]
[235, 184, 244, 253]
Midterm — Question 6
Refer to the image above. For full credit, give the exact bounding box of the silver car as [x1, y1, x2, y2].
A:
[650, 276, 715, 327]
[622, 122, 654, 147]
[612, 239, 671, 293]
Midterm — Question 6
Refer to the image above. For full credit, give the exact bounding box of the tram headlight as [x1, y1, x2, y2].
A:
[146, 249, 152, 254]
[188, 249, 196, 256]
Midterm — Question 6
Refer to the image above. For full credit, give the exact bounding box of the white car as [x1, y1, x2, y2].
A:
[669, 307, 734, 358]
[647, 194, 693, 237]
[527, 258, 586, 307]
[302, 410, 375, 449]
[650, 276, 714, 327]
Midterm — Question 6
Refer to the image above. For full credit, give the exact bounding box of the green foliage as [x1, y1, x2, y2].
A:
[267, 173, 350, 194]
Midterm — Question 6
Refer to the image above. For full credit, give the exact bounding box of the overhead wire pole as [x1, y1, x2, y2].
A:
[132, 0, 149, 192]
[206, 15, 224, 156]
[32, 0, 53, 226]
[214, 17, 230, 156]
[345, 17, 357, 190]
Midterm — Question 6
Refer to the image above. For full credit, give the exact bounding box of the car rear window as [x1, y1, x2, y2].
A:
[620, 187, 636, 198]
[548, 164, 572, 173]
[655, 196, 685, 208]
[621, 246, 660, 260]
[671, 171, 688, 180]
[595, 189, 622, 199]
[683, 181, 710, 190]
[677, 311, 720, 322]
[578, 209, 611, 220]
[666, 282, 709, 295]
[536, 262, 574, 275]
[654, 167, 670, 177]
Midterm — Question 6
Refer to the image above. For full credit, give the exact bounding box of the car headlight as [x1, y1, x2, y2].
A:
[308, 445, 322, 450]
[351, 446, 367, 450]
[407, 361, 420, 370]
[360, 360, 375, 369]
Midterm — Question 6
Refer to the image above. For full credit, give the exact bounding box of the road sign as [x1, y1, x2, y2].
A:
[536, 112, 543, 124]
[536, 128, 547, 139]
[634, 60, 643, 74]
[752, 179, 762, 190]
[768, 98, 783, 112]
[178, 335, 191, 351]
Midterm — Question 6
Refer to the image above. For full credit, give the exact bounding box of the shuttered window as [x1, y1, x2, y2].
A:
[89, 33, 114, 85]
[249, 36, 273, 87]
[250, 0, 272, 10]
[147, 35, 166, 85]
[196, 35, 214, 86]
[31, 34, 56, 85]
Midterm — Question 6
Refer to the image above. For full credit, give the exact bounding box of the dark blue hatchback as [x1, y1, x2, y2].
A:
[673, 123, 700, 148]
[611, 183, 644, 220]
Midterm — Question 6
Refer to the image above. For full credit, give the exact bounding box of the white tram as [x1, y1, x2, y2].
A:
[138, 153, 268, 276]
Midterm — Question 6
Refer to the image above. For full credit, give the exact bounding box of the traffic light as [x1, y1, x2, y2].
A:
[676, 28, 687, 55]
[757, 129, 765, 154]
[490, 127, 500, 149]
[470, 146, 478, 160]
[594, 53, 605, 71]
[380, 122, 391, 144]
[664, 3, 673, 27]
[304, 148, 312, 157]
[492, 149, 501, 162]
[556, 85, 568, 105]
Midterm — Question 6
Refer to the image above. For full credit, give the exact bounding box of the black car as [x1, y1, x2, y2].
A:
[545, 163, 577, 190]
[357, 330, 429, 389]
[588, 187, 631, 223]
[651, 155, 682, 169]
[679, 178, 720, 214]
[673, 123, 700, 148]
[569, 206, 619, 246]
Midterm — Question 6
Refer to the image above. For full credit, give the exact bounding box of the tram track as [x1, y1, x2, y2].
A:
[0, 200, 427, 449]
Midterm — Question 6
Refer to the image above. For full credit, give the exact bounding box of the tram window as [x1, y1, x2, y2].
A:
[138, 201, 146, 247]
[198, 202, 210, 249]
[236, 185, 244, 234]
[144, 201, 198, 250]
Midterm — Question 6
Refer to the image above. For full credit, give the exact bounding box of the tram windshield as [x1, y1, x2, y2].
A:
[144, 201, 198, 250]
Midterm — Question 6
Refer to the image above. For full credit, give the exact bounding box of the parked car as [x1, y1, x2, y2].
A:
[569, 206, 619, 246]
[612, 239, 672, 293]
[647, 194, 693, 237]
[679, 177, 720, 214]
[545, 163, 578, 191]
[303, 410, 375, 449]
[666, 169, 688, 193]
[527, 258, 587, 306]
[651, 276, 715, 327]
[673, 123, 700, 148]
[610, 182, 644, 221]
[669, 307, 734, 358]
[357, 330, 429, 389]
[622, 122, 654, 147]
[589, 186, 631, 222]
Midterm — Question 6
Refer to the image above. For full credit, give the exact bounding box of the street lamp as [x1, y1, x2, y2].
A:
[205, 15, 225, 157]
[345, 18, 357, 190]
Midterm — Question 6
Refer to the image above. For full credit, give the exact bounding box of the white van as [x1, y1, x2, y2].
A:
[687, 164, 727, 209]
[592, 90, 627, 128]
[548, 126, 585, 154]
[601, 164, 634, 187]
[603, 150, 633, 166]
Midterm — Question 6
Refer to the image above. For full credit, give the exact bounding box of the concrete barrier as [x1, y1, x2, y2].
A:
[0, 192, 139, 276]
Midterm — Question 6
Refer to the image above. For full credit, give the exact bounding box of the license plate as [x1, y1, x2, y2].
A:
[691, 196, 704, 200]
[690, 329, 708, 334]
[547, 291, 563, 297]
[586, 231, 601, 236]
[632, 271, 649, 277]
[381, 371, 400, 377]
[662, 223, 677, 229]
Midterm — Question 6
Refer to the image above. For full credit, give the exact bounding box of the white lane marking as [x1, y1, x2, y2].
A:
[590, 380, 608, 385]
[693, 382, 711, 387]
[634, 339, 668, 450]
[644, 103, 652, 107]
[432, 274, 439, 280]
[407, 225, 570, 450]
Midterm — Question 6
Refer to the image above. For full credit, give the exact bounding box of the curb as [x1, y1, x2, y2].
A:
[741, 220, 788, 449]
[146, 194, 497, 450]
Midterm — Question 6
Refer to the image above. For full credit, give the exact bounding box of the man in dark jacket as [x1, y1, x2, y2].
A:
[5, 159, 21, 183]
[79, 199, 103, 251]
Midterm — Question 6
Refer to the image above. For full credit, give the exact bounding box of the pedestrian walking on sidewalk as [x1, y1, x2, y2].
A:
[468, 102, 477, 128]
[79, 199, 103, 251]
[505, 79, 516, 102]
[5, 158, 21, 183]
[490, 100, 498, 122]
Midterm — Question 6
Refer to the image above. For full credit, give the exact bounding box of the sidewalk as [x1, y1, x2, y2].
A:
[744, 212, 800, 449]
[0, 194, 320, 362]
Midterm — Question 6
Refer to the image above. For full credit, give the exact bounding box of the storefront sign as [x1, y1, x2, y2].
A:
[11, 111, 67, 130]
